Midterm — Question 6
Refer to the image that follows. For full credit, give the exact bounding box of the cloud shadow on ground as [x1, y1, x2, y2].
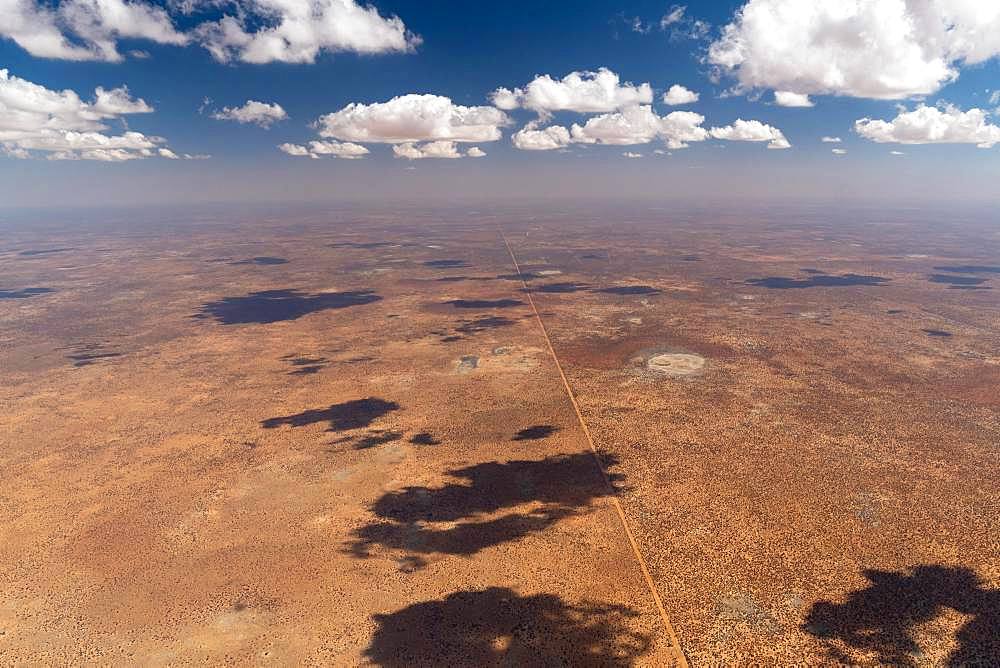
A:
[347, 452, 619, 568]
[363, 587, 650, 667]
[262, 397, 400, 431]
[513, 425, 559, 440]
[0, 287, 55, 299]
[747, 275, 890, 289]
[195, 289, 381, 324]
[802, 565, 998, 665]
[445, 299, 525, 309]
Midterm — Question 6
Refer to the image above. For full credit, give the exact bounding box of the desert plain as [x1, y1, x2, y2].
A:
[1, 203, 997, 665]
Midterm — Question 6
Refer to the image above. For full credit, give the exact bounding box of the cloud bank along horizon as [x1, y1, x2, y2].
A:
[2, 0, 999, 204]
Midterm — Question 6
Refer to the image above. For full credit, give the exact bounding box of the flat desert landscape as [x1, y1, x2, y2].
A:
[1, 203, 997, 665]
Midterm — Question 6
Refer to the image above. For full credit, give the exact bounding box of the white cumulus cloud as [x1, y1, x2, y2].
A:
[512, 122, 572, 151]
[211, 100, 287, 127]
[832, 148, 847, 154]
[0, 0, 187, 62]
[393, 140, 483, 160]
[569, 105, 710, 150]
[709, 0, 1000, 100]
[0, 0, 418, 64]
[0, 68, 184, 161]
[317, 94, 510, 143]
[623, 151, 643, 158]
[821, 136, 842, 143]
[854, 104, 1000, 148]
[774, 91, 813, 107]
[663, 84, 699, 105]
[194, 0, 420, 64]
[709, 118, 791, 149]
[490, 68, 653, 117]
[278, 139, 368, 159]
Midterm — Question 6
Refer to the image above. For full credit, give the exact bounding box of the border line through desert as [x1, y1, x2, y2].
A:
[500, 228, 688, 665]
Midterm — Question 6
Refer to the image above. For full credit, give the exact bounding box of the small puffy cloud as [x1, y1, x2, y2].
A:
[658, 110, 711, 149]
[821, 136, 841, 143]
[308, 139, 369, 158]
[279, 142, 310, 156]
[660, 5, 710, 39]
[660, 5, 686, 28]
[278, 140, 368, 159]
[774, 91, 813, 107]
[855, 104, 1000, 148]
[490, 68, 653, 116]
[158, 147, 179, 159]
[0, 68, 182, 161]
[393, 140, 483, 160]
[890, 150, 905, 155]
[570, 105, 662, 146]
[569, 105, 709, 150]
[317, 94, 509, 143]
[623, 151, 643, 158]
[211, 100, 287, 127]
[709, 118, 791, 149]
[663, 84, 699, 106]
[709, 0, 1000, 100]
[512, 122, 572, 151]
[194, 0, 420, 64]
[990, 90, 1000, 106]
[490, 87, 520, 111]
[831, 148, 847, 155]
[0, 0, 187, 62]
[1, 0, 419, 64]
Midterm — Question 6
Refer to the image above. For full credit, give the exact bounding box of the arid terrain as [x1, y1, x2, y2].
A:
[1, 203, 997, 665]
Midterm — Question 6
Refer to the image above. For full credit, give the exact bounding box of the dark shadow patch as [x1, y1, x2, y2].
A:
[803, 565, 998, 665]
[581, 253, 607, 260]
[282, 355, 329, 375]
[886, 309, 904, 315]
[496, 272, 542, 281]
[0, 287, 55, 299]
[439, 335, 462, 343]
[355, 430, 404, 450]
[933, 265, 1000, 274]
[262, 397, 400, 431]
[409, 432, 441, 446]
[347, 453, 619, 566]
[19, 248, 73, 257]
[455, 316, 516, 334]
[928, 274, 988, 286]
[596, 285, 661, 295]
[922, 329, 952, 337]
[195, 289, 381, 324]
[65, 343, 122, 367]
[530, 282, 590, 293]
[230, 256, 289, 266]
[424, 259, 469, 268]
[747, 274, 890, 289]
[435, 276, 469, 282]
[800, 268, 825, 274]
[364, 588, 650, 667]
[513, 425, 558, 441]
[681, 255, 701, 262]
[445, 299, 525, 309]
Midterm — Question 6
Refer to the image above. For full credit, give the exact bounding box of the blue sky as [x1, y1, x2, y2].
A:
[2, 0, 1000, 207]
